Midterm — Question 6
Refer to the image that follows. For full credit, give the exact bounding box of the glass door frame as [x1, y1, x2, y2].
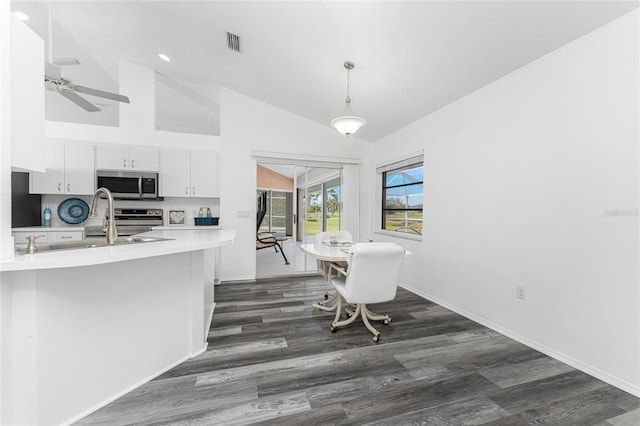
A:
[256, 158, 345, 275]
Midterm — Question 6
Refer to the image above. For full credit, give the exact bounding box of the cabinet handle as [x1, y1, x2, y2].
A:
[67, 183, 70, 192]
[60, 235, 72, 239]
[192, 187, 196, 196]
[58, 183, 62, 192]
[185, 186, 189, 195]
[131, 160, 137, 168]
[124, 159, 128, 168]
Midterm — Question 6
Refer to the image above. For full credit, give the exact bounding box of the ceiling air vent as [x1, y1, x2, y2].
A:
[226, 32, 241, 53]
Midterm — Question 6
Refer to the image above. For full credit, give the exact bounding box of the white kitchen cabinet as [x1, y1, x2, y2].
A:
[12, 229, 83, 247]
[12, 231, 47, 246]
[96, 145, 159, 171]
[30, 142, 95, 195]
[160, 150, 218, 198]
[48, 230, 83, 243]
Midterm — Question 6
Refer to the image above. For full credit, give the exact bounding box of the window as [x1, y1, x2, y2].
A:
[379, 156, 423, 235]
[257, 190, 292, 234]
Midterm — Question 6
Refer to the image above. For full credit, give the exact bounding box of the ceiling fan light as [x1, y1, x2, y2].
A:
[13, 11, 30, 21]
[330, 115, 366, 136]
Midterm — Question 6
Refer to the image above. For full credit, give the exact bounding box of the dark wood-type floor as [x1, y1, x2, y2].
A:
[79, 275, 640, 425]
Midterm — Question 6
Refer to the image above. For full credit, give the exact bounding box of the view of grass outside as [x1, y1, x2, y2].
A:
[305, 177, 342, 237]
[384, 211, 423, 234]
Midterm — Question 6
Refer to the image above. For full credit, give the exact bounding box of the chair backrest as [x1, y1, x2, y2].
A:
[313, 231, 354, 247]
[344, 243, 405, 304]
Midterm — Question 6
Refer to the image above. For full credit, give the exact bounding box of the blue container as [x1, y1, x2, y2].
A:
[194, 217, 219, 226]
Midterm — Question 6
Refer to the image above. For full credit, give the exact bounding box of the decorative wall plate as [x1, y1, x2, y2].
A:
[57, 198, 90, 224]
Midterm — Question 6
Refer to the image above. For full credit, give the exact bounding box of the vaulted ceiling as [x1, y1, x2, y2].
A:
[11, 1, 639, 142]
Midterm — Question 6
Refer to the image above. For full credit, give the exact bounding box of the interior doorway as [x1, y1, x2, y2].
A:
[256, 162, 343, 278]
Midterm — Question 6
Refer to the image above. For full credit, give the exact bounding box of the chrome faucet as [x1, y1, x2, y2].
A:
[90, 187, 118, 244]
[25, 234, 45, 254]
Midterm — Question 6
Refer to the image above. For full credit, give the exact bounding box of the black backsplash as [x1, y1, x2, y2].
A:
[11, 172, 42, 227]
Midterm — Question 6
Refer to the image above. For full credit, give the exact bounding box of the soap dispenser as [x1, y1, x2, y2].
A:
[43, 204, 51, 227]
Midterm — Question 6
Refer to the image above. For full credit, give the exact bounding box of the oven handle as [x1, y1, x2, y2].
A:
[138, 176, 143, 197]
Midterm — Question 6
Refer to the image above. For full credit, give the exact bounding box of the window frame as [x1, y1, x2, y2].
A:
[375, 153, 424, 241]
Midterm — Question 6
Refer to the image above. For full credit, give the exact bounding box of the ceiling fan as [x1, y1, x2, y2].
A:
[44, 61, 130, 112]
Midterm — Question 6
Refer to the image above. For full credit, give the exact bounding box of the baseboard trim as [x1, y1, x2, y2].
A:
[400, 282, 640, 398]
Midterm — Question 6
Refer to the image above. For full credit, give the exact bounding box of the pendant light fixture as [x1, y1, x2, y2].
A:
[330, 61, 366, 137]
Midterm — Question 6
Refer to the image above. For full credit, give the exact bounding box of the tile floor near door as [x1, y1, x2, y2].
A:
[256, 239, 316, 277]
[79, 276, 640, 425]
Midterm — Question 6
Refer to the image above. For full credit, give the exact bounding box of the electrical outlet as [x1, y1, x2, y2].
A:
[516, 285, 526, 300]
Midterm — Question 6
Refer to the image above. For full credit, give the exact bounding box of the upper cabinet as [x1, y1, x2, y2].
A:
[95, 146, 159, 172]
[10, 16, 45, 172]
[30, 141, 95, 195]
[160, 150, 218, 198]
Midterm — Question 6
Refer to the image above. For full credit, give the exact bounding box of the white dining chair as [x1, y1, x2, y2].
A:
[328, 242, 405, 343]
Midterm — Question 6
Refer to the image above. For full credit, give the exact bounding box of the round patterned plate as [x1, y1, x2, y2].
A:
[57, 198, 90, 224]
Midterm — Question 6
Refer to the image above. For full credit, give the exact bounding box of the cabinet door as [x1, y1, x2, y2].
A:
[129, 148, 159, 171]
[65, 144, 95, 195]
[48, 230, 83, 243]
[13, 232, 48, 246]
[190, 151, 218, 198]
[159, 150, 191, 197]
[95, 146, 129, 170]
[30, 142, 65, 194]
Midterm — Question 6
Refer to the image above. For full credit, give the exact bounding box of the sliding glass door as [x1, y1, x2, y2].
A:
[295, 166, 343, 272]
[256, 161, 343, 276]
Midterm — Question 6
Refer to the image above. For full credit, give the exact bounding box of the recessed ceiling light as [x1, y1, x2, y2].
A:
[13, 11, 30, 21]
[157, 53, 171, 62]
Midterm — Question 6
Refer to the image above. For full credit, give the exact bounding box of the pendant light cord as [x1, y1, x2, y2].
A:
[344, 68, 352, 115]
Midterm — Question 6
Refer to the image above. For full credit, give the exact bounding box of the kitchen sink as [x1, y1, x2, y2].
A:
[16, 236, 173, 254]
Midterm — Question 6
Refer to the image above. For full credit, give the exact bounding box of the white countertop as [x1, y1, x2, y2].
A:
[0, 229, 236, 272]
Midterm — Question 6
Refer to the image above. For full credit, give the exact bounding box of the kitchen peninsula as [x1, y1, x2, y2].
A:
[0, 228, 235, 425]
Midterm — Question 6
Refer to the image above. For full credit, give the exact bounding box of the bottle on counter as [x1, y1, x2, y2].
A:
[43, 204, 51, 227]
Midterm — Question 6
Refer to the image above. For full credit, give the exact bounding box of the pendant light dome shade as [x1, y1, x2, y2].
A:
[331, 61, 366, 137]
[330, 115, 366, 137]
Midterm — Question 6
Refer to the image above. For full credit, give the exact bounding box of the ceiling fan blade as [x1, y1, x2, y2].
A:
[69, 84, 130, 104]
[58, 89, 101, 112]
[44, 61, 61, 81]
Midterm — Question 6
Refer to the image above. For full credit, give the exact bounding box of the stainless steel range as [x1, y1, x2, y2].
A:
[85, 208, 163, 237]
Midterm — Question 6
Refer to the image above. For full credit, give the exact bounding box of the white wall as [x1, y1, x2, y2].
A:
[219, 88, 368, 280]
[0, 0, 11, 261]
[0, 3, 11, 424]
[362, 10, 639, 396]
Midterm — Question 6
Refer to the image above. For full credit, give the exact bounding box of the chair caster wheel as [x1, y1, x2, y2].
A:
[330, 325, 337, 333]
[383, 318, 391, 325]
[373, 334, 380, 343]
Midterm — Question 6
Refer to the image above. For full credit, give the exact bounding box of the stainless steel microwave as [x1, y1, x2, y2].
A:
[95, 170, 161, 200]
